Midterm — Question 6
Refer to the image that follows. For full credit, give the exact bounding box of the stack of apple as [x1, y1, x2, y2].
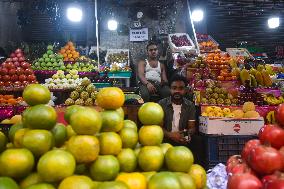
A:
[43, 70, 83, 89]
[0, 48, 37, 88]
[226, 104, 284, 189]
[32, 45, 65, 71]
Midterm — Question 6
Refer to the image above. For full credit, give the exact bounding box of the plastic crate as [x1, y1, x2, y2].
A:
[202, 134, 257, 169]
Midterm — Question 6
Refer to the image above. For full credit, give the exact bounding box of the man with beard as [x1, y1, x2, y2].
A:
[138, 41, 170, 102]
[158, 74, 196, 145]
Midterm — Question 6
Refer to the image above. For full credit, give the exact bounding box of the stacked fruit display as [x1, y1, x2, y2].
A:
[59, 41, 80, 61]
[264, 94, 284, 105]
[32, 45, 65, 71]
[197, 34, 219, 53]
[0, 48, 37, 88]
[0, 95, 23, 106]
[67, 56, 97, 72]
[238, 80, 265, 105]
[204, 52, 231, 70]
[200, 80, 238, 105]
[187, 55, 206, 69]
[107, 51, 129, 65]
[201, 102, 260, 118]
[43, 70, 82, 89]
[0, 85, 207, 189]
[226, 103, 284, 189]
[170, 34, 192, 47]
[64, 79, 96, 106]
[240, 66, 273, 88]
[217, 69, 238, 81]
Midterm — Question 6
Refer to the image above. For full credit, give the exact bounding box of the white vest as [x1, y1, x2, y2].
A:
[145, 59, 161, 83]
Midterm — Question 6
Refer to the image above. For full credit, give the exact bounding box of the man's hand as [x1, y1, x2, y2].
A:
[146, 83, 157, 94]
[168, 132, 187, 144]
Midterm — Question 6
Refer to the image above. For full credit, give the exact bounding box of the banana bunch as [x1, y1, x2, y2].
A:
[266, 111, 276, 124]
[264, 95, 284, 105]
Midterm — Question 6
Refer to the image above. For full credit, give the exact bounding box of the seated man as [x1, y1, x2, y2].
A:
[158, 74, 196, 145]
[138, 41, 170, 102]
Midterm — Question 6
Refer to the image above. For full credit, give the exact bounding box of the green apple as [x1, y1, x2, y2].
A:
[47, 45, 53, 50]
[34, 62, 40, 67]
[39, 58, 44, 62]
[66, 74, 71, 79]
[57, 54, 63, 59]
[67, 64, 72, 69]
[73, 75, 79, 79]
[41, 62, 46, 67]
[46, 62, 52, 67]
[42, 67, 48, 70]
[49, 54, 55, 59]
[50, 58, 56, 63]
[43, 54, 48, 58]
[60, 66, 66, 70]
[45, 58, 51, 62]
[52, 62, 58, 67]
[47, 50, 53, 55]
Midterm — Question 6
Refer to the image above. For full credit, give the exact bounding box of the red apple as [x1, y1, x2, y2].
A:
[24, 68, 33, 75]
[16, 67, 24, 75]
[30, 80, 38, 84]
[22, 80, 29, 86]
[18, 56, 25, 62]
[21, 62, 30, 69]
[10, 75, 18, 82]
[3, 75, 10, 82]
[18, 74, 26, 82]
[13, 61, 20, 67]
[16, 52, 23, 58]
[0, 81, 4, 87]
[2, 62, 8, 68]
[7, 62, 15, 69]
[10, 53, 16, 58]
[12, 57, 18, 62]
[0, 68, 8, 75]
[9, 69, 16, 75]
[4, 81, 11, 87]
[27, 74, 36, 82]
[15, 48, 22, 54]
[14, 81, 21, 86]
[6, 58, 12, 62]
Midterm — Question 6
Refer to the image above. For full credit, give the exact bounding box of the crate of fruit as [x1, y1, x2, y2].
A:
[168, 33, 196, 53]
[105, 49, 130, 67]
[200, 134, 257, 169]
[197, 33, 219, 53]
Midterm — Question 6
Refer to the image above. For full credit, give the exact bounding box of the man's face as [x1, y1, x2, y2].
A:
[147, 45, 158, 59]
[170, 81, 186, 100]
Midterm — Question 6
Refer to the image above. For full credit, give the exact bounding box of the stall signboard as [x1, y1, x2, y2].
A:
[130, 28, 148, 42]
[226, 48, 253, 58]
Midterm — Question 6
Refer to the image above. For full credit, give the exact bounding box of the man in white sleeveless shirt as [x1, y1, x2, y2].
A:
[138, 41, 170, 102]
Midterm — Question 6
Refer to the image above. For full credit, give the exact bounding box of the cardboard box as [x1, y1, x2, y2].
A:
[199, 116, 264, 135]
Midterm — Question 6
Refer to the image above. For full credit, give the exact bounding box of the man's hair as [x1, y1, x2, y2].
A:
[169, 74, 188, 86]
[146, 41, 158, 50]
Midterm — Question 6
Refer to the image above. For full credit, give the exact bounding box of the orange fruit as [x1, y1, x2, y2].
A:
[20, 172, 43, 189]
[138, 102, 164, 125]
[63, 53, 68, 58]
[138, 146, 164, 171]
[67, 135, 100, 163]
[37, 149, 76, 182]
[116, 172, 147, 189]
[66, 50, 71, 54]
[8, 122, 23, 142]
[160, 143, 173, 154]
[138, 125, 163, 146]
[13, 128, 29, 148]
[90, 155, 120, 181]
[68, 54, 73, 58]
[58, 175, 94, 189]
[0, 148, 34, 178]
[23, 105, 57, 130]
[25, 183, 55, 189]
[148, 172, 181, 189]
[22, 129, 54, 157]
[70, 107, 102, 135]
[60, 49, 66, 54]
[141, 172, 156, 182]
[69, 58, 74, 61]
[64, 105, 84, 124]
[175, 172, 196, 189]
[67, 41, 74, 46]
[188, 164, 207, 189]
[101, 110, 123, 132]
[123, 120, 137, 131]
[119, 127, 138, 149]
[97, 181, 129, 189]
[99, 132, 122, 155]
[165, 146, 194, 172]
[52, 123, 67, 147]
[117, 148, 137, 172]
[0, 177, 19, 189]
[0, 131, 7, 153]
[23, 84, 51, 106]
[96, 87, 125, 110]
[116, 107, 125, 119]
[64, 46, 69, 50]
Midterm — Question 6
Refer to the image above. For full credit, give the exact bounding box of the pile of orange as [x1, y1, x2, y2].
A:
[205, 52, 231, 69]
[59, 41, 80, 61]
[217, 69, 238, 81]
[0, 95, 23, 105]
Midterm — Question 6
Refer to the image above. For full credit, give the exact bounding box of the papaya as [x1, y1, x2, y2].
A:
[261, 70, 272, 87]
[240, 69, 250, 85]
[255, 71, 264, 86]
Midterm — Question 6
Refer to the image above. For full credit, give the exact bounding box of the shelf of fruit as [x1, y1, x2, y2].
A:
[106, 49, 129, 66]
[197, 33, 219, 53]
[0, 48, 37, 90]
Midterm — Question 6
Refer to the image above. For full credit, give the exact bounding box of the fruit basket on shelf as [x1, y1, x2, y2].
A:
[197, 33, 219, 53]
[168, 33, 196, 53]
[105, 49, 130, 70]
